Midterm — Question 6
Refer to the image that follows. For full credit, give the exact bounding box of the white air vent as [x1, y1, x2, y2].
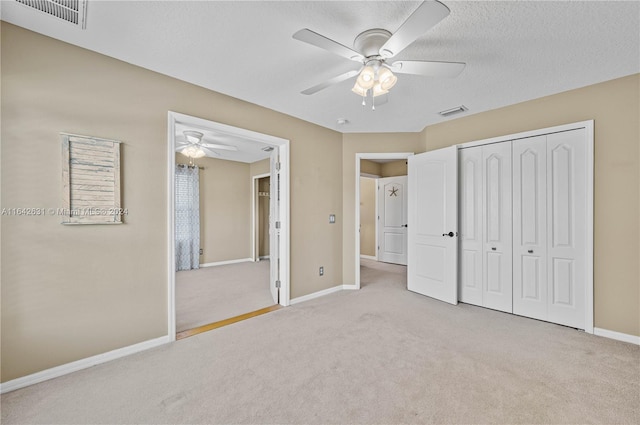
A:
[15, 0, 87, 28]
[439, 105, 468, 117]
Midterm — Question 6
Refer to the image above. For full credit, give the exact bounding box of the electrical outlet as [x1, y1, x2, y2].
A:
[319, 266, 324, 276]
[199, 248, 203, 255]
[329, 214, 336, 224]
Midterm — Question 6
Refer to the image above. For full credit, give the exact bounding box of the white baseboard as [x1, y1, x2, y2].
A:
[360, 255, 377, 261]
[259, 255, 270, 260]
[290, 285, 344, 305]
[290, 284, 361, 305]
[0, 335, 170, 394]
[200, 258, 253, 268]
[593, 327, 640, 345]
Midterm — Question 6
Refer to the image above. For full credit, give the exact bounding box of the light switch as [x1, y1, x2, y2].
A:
[329, 214, 336, 224]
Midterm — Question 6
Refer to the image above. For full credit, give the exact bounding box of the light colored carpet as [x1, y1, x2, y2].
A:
[176, 260, 274, 331]
[2, 259, 638, 424]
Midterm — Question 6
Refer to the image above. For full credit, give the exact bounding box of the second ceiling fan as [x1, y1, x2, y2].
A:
[293, 0, 465, 108]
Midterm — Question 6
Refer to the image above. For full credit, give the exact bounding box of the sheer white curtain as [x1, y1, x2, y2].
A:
[175, 165, 200, 271]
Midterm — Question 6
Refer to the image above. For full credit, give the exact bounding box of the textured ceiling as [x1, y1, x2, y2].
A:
[2, 1, 639, 134]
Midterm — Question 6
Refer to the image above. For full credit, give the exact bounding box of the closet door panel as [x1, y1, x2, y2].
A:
[458, 148, 483, 306]
[513, 136, 547, 321]
[547, 129, 587, 329]
[482, 142, 512, 313]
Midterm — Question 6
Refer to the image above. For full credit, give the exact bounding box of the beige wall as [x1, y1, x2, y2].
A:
[359, 177, 376, 257]
[1, 23, 343, 382]
[421, 74, 640, 337]
[342, 133, 424, 284]
[381, 159, 407, 177]
[175, 155, 252, 264]
[360, 159, 382, 176]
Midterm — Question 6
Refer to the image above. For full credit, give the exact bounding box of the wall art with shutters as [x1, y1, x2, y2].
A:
[61, 133, 122, 224]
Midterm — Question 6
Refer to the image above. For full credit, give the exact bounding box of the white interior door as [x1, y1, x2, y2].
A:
[458, 147, 483, 305]
[377, 176, 408, 265]
[482, 142, 513, 313]
[269, 148, 280, 304]
[407, 146, 458, 304]
[513, 135, 548, 321]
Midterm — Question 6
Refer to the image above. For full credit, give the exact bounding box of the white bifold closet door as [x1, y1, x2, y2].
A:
[513, 130, 587, 328]
[458, 142, 512, 313]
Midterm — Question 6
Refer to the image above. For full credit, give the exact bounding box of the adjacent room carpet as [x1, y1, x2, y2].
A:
[1, 259, 638, 424]
[176, 260, 273, 332]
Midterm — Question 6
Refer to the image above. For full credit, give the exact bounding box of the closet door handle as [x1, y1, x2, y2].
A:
[491, 247, 497, 251]
[442, 231, 455, 237]
[528, 249, 534, 253]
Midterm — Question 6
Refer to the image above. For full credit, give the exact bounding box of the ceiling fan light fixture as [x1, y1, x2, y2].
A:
[356, 66, 375, 89]
[351, 81, 368, 97]
[372, 82, 389, 97]
[181, 145, 206, 159]
[378, 67, 397, 91]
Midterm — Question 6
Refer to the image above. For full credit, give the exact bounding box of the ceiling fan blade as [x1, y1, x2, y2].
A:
[390, 60, 465, 78]
[200, 142, 238, 152]
[293, 29, 364, 62]
[301, 69, 360, 95]
[379, 1, 450, 58]
[199, 146, 221, 157]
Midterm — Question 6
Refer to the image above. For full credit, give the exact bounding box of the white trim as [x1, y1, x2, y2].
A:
[199, 258, 253, 268]
[167, 113, 177, 341]
[252, 172, 270, 262]
[168, 112, 291, 329]
[360, 172, 381, 178]
[342, 284, 359, 290]
[0, 336, 170, 394]
[355, 153, 413, 289]
[259, 255, 270, 260]
[360, 255, 377, 261]
[593, 328, 640, 345]
[289, 285, 344, 305]
[455, 120, 595, 333]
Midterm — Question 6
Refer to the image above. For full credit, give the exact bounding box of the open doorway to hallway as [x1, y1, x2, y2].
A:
[355, 153, 412, 289]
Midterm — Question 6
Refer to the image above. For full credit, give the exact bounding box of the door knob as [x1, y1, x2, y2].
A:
[402, 224, 408, 228]
[442, 231, 455, 237]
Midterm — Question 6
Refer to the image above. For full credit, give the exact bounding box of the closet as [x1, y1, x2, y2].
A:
[458, 128, 589, 329]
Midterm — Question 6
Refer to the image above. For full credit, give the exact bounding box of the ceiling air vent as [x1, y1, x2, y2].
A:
[15, 0, 87, 29]
[438, 105, 468, 117]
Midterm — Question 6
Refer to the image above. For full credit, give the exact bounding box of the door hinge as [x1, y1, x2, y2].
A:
[275, 162, 281, 171]
[275, 280, 281, 288]
[275, 221, 281, 229]
[378, 246, 380, 250]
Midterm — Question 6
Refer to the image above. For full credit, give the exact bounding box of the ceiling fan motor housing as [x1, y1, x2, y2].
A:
[353, 29, 392, 59]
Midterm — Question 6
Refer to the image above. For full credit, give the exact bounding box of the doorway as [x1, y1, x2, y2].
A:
[355, 152, 413, 289]
[167, 112, 290, 340]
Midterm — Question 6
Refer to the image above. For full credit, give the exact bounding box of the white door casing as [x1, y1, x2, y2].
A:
[408, 146, 458, 304]
[458, 148, 483, 305]
[513, 135, 548, 321]
[482, 142, 513, 313]
[377, 176, 408, 265]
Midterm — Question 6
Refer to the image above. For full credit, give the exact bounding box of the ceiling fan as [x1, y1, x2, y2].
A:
[176, 130, 238, 160]
[293, 0, 465, 108]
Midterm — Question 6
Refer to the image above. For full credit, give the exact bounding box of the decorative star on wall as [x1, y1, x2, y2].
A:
[389, 186, 399, 197]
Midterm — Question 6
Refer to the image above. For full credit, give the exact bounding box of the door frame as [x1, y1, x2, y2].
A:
[355, 152, 414, 289]
[167, 111, 291, 340]
[457, 120, 594, 333]
[252, 173, 270, 262]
